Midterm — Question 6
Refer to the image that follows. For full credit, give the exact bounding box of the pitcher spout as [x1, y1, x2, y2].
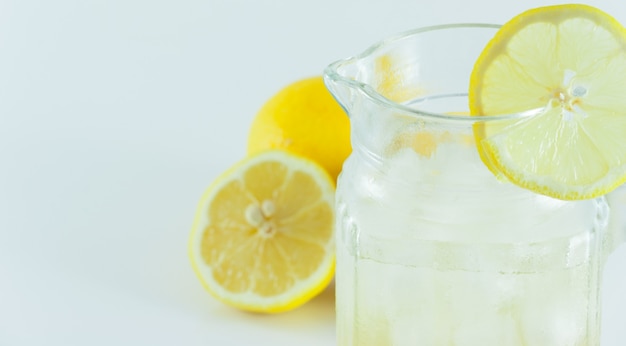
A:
[323, 58, 361, 116]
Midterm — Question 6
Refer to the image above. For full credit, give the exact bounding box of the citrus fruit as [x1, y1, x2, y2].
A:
[469, 4, 626, 200]
[247, 76, 351, 181]
[188, 150, 336, 313]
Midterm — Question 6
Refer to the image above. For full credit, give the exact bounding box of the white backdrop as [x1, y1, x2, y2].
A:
[1, 0, 625, 345]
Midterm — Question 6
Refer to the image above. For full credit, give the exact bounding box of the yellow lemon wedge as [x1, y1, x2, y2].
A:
[188, 150, 336, 313]
[469, 4, 626, 200]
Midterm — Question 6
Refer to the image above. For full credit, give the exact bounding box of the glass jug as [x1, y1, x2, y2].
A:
[324, 24, 623, 345]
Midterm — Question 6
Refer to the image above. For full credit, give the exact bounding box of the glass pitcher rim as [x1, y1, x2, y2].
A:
[324, 23, 545, 123]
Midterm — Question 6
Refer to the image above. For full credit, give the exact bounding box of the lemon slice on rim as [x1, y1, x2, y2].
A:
[470, 4, 626, 200]
[188, 150, 335, 313]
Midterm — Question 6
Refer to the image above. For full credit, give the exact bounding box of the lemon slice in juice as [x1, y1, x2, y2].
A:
[470, 4, 626, 200]
[188, 150, 335, 313]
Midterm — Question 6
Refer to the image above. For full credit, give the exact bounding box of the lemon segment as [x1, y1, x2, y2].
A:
[470, 4, 626, 200]
[189, 150, 335, 313]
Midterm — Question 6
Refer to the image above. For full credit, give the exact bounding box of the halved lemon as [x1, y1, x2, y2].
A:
[470, 4, 626, 200]
[188, 150, 335, 313]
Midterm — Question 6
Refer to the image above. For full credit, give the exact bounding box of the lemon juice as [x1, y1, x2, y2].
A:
[326, 5, 626, 345]
[335, 116, 608, 345]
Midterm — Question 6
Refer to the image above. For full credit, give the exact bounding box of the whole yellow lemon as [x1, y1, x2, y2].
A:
[247, 76, 351, 181]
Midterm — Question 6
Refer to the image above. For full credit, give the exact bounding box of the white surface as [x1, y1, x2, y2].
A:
[1, 0, 625, 345]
